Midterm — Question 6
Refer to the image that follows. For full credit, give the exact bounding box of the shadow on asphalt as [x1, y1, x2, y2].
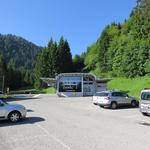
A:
[5, 97, 40, 102]
[99, 105, 139, 110]
[115, 105, 139, 110]
[0, 117, 45, 127]
[139, 122, 150, 126]
[27, 109, 34, 112]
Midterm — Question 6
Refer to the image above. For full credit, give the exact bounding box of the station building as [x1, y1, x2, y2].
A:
[41, 73, 111, 97]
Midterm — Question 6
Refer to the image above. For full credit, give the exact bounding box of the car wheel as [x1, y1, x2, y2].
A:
[131, 100, 137, 107]
[111, 102, 117, 109]
[8, 111, 21, 122]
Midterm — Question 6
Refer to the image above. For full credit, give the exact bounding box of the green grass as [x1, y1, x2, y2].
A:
[108, 76, 150, 99]
[37, 87, 56, 94]
[10, 89, 37, 94]
[10, 87, 56, 94]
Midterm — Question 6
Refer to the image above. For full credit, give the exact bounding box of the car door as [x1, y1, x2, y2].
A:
[111, 92, 120, 104]
[112, 92, 125, 105]
[119, 92, 131, 104]
[123, 93, 132, 104]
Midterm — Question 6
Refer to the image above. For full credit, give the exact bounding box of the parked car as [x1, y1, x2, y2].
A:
[0, 99, 26, 122]
[93, 90, 138, 109]
[139, 88, 150, 116]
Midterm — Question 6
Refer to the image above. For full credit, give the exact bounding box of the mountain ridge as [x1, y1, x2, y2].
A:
[0, 34, 43, 70]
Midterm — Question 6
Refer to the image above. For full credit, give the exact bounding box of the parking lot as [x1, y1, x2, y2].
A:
[1, 94, 150, 150]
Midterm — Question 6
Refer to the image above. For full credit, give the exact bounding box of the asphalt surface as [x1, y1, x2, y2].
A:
[1, 94, 150, 150]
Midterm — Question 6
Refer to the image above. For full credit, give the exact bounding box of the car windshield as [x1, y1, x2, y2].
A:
[94, 92, 109, 96]
[141, 92, 150, 101]
[0, 99, 8, 104]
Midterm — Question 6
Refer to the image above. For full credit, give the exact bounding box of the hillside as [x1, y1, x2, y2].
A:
[108, 76, 150, 99]
[84, 0, 150, 78]
[0, 34, 43, 70]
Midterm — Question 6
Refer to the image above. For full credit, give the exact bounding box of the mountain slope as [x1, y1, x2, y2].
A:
[0, 34, 43, 70]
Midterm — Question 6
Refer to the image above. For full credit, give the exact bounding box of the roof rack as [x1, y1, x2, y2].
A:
[110, 89, 129, 93]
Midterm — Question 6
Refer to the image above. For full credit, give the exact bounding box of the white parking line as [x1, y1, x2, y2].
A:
[36, 124, 72, 150]
[125, 114, 141, 118]
[1, 134, 47, 145]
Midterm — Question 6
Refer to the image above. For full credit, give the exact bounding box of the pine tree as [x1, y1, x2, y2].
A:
[51, 41, 59, 76]
[57, 37, 73, 73]
[73, 54, 85, 72]
[98, 25, 110, 73]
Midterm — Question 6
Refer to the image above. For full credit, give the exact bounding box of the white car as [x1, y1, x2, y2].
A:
[93, 90, 138, 109]
[0, 99, 27, 122]
[140, 89, 150, 116]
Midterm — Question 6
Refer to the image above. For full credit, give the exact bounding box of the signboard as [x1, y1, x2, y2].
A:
[59, 76, 82, 92]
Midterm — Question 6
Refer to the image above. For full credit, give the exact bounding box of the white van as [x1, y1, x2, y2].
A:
[140, 89, 150, 116]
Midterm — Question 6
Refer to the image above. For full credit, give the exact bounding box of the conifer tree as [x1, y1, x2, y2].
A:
[57, 37, 73, 73]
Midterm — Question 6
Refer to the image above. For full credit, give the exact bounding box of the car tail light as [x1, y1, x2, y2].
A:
[104, 96, 110, 100]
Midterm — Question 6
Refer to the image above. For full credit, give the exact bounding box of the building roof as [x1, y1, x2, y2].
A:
[40, 73, 112, 84]
[56, 73, 96, 80]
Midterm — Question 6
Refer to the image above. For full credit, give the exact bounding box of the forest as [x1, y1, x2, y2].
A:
[84, 0, 150, 78]
[0, 34, 42, 90]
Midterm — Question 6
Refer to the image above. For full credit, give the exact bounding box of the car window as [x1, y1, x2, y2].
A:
[94, 92, 109, 96]
[0, 100, 4, 106]
[0, 99, 7, 104]
[141, 92, 150, 100]
[112, 92, 127, 97]
[120, 92, 128, 97]
[112, 92, 121, 97]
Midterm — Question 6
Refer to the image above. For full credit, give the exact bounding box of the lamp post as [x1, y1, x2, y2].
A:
[2, 75, 4, 94]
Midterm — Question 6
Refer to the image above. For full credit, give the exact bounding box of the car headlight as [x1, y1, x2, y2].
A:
[140, 104, 146, 109]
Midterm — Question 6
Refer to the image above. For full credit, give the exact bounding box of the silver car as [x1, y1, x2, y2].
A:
[0, 99, 26, 122]
[140, 89, 150, 116]
[93, 90, 138, 109]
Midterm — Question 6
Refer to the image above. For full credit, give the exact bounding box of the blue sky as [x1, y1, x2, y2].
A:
[0, 0, 136, 55]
